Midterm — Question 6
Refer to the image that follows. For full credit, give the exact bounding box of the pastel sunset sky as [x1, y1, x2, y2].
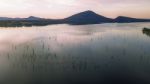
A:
[0, 0, 150, 19]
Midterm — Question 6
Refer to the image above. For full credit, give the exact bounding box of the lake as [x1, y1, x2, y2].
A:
[0, 23, 150, 84]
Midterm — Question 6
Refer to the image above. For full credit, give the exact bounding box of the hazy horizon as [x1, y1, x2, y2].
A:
[0, 0, 150, 19]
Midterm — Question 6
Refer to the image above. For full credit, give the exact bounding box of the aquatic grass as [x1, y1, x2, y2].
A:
[143, 27, 150, 37]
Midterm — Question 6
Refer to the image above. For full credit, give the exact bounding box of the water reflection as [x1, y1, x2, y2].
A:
[0, 23, 150, 84]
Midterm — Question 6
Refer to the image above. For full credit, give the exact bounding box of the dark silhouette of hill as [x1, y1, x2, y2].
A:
[64, 10, 113, 25]
[0, 10, 150, 27]
[115, 16, 150, 23]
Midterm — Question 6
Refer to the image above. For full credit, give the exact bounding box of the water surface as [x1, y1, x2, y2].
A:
[0, 23, 150, 84]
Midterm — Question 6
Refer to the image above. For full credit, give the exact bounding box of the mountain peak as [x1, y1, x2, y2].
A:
[28, 16, 35, 18]
[26, 16, 42, 20]
[82, 10, 96, 13]
[28, 16, 40, 19]
[76, 10, 99, 16]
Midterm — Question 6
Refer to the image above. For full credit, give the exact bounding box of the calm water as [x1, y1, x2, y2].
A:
[0, 23, 150, 84]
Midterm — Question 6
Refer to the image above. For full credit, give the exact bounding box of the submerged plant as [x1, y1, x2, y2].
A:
[143, 27, 150, 37]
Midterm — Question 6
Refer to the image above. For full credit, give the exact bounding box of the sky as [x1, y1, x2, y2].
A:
[0, 0, 150, 19]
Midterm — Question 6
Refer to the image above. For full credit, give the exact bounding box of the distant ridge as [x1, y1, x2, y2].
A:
[0, 16, 43, 21]
[115, 16, 150, 23]
[0, 10, 150, 27]
[0, 17, 14, 20]
[25, 16, 43, 20]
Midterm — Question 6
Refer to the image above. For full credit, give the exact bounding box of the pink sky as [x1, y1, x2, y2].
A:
[0, 0, 150, 19]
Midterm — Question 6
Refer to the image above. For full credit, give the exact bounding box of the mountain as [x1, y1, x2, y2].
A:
[64, 10, 113, 25]
[115, 16, 150, 23]
[24, 16, 43, 20]
[0, 10, 150, 27]
[0, 16, 43, 21]
[0, 17, 13, 20]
